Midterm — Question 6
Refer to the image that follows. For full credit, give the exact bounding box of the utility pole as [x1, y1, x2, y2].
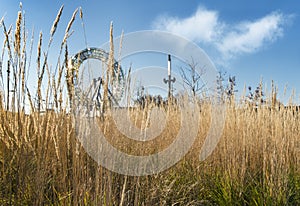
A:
[163, 54, 176, 101]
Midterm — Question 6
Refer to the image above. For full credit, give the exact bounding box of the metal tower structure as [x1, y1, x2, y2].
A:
[69, 47, 125, 113]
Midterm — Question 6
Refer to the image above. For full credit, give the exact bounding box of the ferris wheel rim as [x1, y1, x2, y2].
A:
[69, 47, 126, 109]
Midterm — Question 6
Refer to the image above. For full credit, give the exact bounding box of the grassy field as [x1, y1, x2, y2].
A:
[0, 6, 300, 205]
[0, 100, 300, 205]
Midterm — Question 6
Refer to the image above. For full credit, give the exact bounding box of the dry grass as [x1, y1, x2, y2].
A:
[0, 101, 299, 205]
[0, 6, 299, 206]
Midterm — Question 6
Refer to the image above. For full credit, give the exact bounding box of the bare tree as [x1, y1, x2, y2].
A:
[180, 58, 206, 97]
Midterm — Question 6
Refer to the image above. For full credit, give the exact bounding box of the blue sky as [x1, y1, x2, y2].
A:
[1, 0, 300, 104]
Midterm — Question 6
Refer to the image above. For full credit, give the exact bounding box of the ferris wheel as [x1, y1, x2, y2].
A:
[69, 47, 125, 114]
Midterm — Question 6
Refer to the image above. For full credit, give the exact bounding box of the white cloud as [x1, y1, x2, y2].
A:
[153, 6, 223, 43]
[153, 8, 292, 59]
[218, 12, 289, 58]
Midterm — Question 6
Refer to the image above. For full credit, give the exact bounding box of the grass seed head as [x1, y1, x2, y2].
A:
[50, 5, 64, 37]
[14, 11, 22, 56]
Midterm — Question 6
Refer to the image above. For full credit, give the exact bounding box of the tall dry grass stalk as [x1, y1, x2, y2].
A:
[0, 16, 4, 27]
[36, 32, 43, 111]
[63, 8, 78, 45]
[117, 30, 123, 81]
[50, 5, 64, 39]
[12, 11, 22, 111]
[79, 7, 88, 48]
[101, 22, 114, 115]
[65, 44, 74, 108]
[56, 7, 78, 110]
[14, 11, 22, 57]
[20, 11, 27, 111]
